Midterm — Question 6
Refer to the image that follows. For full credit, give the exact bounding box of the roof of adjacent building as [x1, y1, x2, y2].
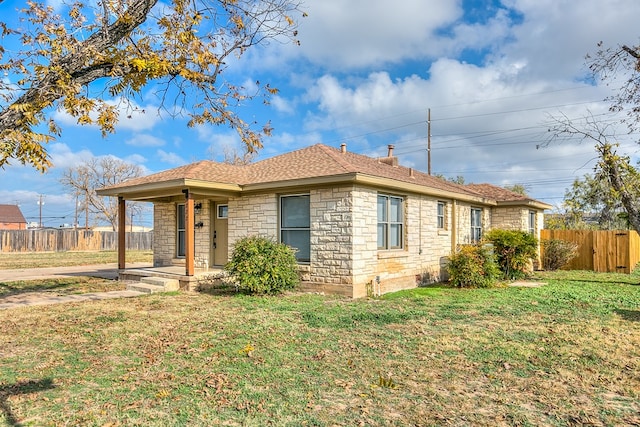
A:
[98, 143, 551, 209]
[465, 184, 531, 202]
[0, 204, 27, 224]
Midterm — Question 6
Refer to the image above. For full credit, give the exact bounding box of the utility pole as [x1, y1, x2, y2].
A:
[427, 108, 432, 175]
[37, 194, 44, 228]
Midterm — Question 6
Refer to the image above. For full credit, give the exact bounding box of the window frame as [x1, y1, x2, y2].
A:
[528, 210, 536, 234]
[437, 201, 446, 229]
[377, 194, 405, 250]
[176, 203, 186, 258]
[470, 207, 483, 243]
[279, 194, 311, 263]
[217, 204, 229, 219]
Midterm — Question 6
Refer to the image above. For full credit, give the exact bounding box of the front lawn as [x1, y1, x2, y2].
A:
[1, 271, 638, 426]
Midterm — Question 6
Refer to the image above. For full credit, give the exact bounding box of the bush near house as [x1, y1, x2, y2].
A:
[225, 236, 300, 295]
[541, 238, 579, 271]
[447, 244, 500, 288]
[484, 229, 538, 280]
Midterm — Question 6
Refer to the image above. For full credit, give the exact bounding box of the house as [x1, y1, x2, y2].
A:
[0, 204, 27, 230]
[97, 143, 552, 297]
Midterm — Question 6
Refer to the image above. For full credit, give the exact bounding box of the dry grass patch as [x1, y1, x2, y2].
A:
[1, 271, 639, 426]
[0, 276, 125, 299]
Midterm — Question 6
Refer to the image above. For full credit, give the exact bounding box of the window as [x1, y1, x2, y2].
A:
[177, 204, 186, 257]
[470, 208, 483, 242]
[217, 204, 228, 219]
[377, 194, 404, 250]
[437, 201, 446, 229]
[280, 195, 310, 263]
[529, 211, 536, 234]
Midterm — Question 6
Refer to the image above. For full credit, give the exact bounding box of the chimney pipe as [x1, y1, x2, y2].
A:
[387, 144, 394, 157]
[340, 143, 347, 153]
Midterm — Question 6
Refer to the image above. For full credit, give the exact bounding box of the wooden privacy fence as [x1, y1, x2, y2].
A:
[0, 230, 153, 252]
[540, 229, 640, 273]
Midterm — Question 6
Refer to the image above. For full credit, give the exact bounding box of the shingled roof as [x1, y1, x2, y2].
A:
[0, 204, 27, 224]
[98, 144, 550, 208]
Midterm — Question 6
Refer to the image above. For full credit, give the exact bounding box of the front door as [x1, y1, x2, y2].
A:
[210, 202, 228, 266]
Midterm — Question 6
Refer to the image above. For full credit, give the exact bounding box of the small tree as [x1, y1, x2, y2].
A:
[484, 229, 538, 280]
[225, 236, 299, 295]
[541, 239, 579, 271]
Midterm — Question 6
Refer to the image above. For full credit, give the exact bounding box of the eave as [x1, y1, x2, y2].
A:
[96, 178, 242, 201]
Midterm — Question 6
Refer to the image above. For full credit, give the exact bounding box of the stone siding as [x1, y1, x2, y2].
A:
[492, 206, 528, 231]
[193, 201, 210, 268]
[227, 193, 278, 245]
[153, 202, 176, 267]
[308, 186, 354, 288]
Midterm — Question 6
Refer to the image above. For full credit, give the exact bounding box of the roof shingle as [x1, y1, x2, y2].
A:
[99, 144, 549, 207]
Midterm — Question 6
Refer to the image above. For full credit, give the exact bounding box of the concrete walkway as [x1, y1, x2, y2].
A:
[0, 290, 146, 310]
[0, 262, 152, 310]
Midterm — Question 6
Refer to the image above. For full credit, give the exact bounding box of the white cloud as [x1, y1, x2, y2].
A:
[125, 134, 166, 147]
[157, 150, 187, 166]
[48, 143, 94, 170]
[124, 153, 147, 164]
[288, 0, 462, 69]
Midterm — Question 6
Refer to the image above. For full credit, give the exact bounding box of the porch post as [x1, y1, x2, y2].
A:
[183, 190, 195, 276]
[118, 197, 126, 270]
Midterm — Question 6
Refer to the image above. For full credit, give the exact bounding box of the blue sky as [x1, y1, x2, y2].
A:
[1, 0, 639, 228]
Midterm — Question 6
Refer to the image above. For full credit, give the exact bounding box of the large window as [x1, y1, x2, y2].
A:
[437, 201, 446, 229]
[377, 194, 404, 250]
[470, 208, 483, 242]
[280, 195, 310, 263]
[177, 204, 186, 257]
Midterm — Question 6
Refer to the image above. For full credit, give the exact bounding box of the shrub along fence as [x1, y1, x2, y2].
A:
[540, 229, 640, 273]
[0, 229, 153, 252]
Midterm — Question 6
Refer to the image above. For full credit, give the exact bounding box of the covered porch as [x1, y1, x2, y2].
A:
[95, 168, 242, 290]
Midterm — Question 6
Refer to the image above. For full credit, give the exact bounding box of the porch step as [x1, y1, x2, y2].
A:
[126, 282, 165, 294]
[141, 276, 180, 291]
[126, 277, 180, 294]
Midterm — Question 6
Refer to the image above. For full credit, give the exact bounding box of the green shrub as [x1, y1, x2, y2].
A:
[484, 229, 538, 280]
[542, 238, 578, 271]
[225, 236, 300, 295]
[446, 244, 500, 288]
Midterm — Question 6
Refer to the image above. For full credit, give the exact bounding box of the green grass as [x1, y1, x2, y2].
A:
[0, 250, 152, 269]
[1, 270, 639, 426]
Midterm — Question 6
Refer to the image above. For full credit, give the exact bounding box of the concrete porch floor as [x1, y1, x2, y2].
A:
[119, 266, 225, 291]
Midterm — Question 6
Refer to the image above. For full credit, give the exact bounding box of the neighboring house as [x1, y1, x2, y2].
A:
[0, 204, 27, 230]
[97, 143, 551, 297]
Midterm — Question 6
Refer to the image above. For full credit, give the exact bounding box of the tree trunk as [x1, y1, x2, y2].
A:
[599, 144, 640, 234]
